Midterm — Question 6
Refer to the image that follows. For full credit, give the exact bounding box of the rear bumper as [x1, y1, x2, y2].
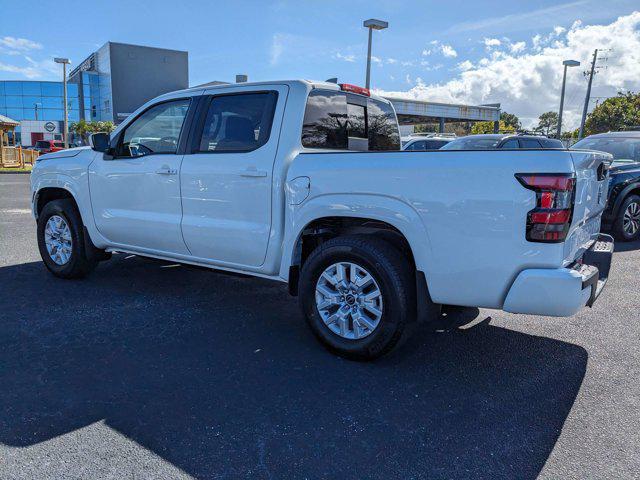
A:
[503, 234, 614, 317]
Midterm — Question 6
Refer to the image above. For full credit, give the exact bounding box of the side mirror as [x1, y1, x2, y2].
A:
[89, 132, 110, 153]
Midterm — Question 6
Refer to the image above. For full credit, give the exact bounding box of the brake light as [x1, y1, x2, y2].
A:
[339, 83, 370, 96]
[516, 173, 576, 243]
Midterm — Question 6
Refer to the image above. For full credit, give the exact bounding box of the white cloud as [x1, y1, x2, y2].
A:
[0, 36, 42, 53]
[371, 55, 383, 65]
[0, 62, 40, 78]
[510, 41, 526, 53]
[440, 44, 458, 58]
[269, 33, 286, 66]
[457, 60, 474, 71]
[386, 58, 397, 64]
[423, 41, 458, 58]
[484, 38, 502, 48]
[447, 1, 588, 33]
[0, 54, 59, 79]
[377, 12, 640, 130]
[335, 52, 356, 62]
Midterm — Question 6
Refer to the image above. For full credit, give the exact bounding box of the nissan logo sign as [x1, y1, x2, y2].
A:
[44, 122, 56, 133]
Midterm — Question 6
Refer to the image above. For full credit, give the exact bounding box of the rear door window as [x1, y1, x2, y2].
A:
[425, 140, 448, 149]
[540, 138, 564, 148]
[198, 92, 278, 153]
[519, 138, 542, 148]
[406, 141, 426, 151]
[500, 139, 519, 148]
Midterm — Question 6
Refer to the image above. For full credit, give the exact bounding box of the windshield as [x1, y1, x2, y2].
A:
[571, 137, 640, 162]
[440, 137, 501, 150]
[35, 141, 50, 148]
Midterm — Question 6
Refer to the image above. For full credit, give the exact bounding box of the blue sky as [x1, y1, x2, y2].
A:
[1, 0, 639, 126]
[0, 0, 636, 87]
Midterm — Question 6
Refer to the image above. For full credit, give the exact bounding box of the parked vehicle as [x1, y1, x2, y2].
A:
[33, 140, 66, 154]
[402, 134, 455, 150]
[31, 80, 613, 360]
[571, 131, 640, 241]
[441, 134, 564, 150]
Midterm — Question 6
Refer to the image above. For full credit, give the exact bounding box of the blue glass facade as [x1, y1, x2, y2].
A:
[80, 71, 113, 121]
[0, 81, 80, 123]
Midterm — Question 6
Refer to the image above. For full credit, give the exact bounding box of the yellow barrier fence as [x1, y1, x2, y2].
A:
[0, 146, 39, 169]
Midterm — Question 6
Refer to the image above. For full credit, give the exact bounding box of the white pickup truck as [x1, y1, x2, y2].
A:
[31, 80, 613, 359]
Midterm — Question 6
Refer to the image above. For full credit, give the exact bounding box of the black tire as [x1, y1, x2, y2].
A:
[299, 235, 416, 361]
[37, 199, 98, 279]
[612, 194, 640, 242]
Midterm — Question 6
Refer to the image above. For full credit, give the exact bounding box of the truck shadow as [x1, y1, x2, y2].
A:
[0, 255, 587, 480]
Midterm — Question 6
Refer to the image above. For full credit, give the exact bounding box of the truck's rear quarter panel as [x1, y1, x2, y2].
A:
[288, 149, 604, 309]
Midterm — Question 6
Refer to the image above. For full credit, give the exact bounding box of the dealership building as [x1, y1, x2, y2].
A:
[0, 42, 188, 146]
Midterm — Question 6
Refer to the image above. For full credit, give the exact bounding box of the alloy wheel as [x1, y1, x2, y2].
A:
[623, 201, 640, 237]
[44, 215, 73, 265]
[315, 262, 383, 340]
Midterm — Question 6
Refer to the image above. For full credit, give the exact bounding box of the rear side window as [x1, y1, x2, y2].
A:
[500, 139, 519, 148]
[301, 90, 348, 149]
[540, 138, 564, 148]
[301, 89, 400, 151]
[405, 140, 426, 151]
[425, 140, 449, 149]
[198, 92, 278, 153]
[367, 98, 400, 150]
[519, 138, 542, 148]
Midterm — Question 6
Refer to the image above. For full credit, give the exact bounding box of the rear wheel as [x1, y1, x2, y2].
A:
[37, 199, 98, 278]
[299, 235, 416, 360]
[613, 194, 640, 242]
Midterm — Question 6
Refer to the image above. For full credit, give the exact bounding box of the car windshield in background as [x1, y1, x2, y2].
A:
[440, 137, 501, 150]
[571, 137, 640, 162]
[35, 141, 50, 148]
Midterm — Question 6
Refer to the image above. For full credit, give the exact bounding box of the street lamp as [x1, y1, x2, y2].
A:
[54, 57, 71, 148]
[557, 59, 580, 138]
[363, 18, 388, 90]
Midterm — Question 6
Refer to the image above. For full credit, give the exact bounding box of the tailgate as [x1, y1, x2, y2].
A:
[563, 150, 612, 263]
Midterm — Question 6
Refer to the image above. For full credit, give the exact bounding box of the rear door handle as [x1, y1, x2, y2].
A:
[156, 166, 177, 175]
[239, 168, 267, 178]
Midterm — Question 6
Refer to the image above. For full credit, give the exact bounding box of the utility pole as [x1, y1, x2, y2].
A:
[578, 49, 598, 140]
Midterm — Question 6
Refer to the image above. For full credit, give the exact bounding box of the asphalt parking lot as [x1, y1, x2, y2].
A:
[1, 173, 639, 480]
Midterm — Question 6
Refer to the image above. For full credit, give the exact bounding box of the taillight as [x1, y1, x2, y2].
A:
[515, 173, 576, 243]
[339, 83, 370, 96]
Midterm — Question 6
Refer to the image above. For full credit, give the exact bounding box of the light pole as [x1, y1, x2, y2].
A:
[54, 57, 71, 148]
[363, 19, 388, 90]
[557, 59, 580, 138]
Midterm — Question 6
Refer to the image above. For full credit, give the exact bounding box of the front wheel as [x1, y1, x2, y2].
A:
[299, 236, 416, 360]
[37, 199, 98, 279]
[612, 194, 640, 242]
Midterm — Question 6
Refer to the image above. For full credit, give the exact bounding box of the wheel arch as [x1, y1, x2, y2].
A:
[280, 194, 433, 294]
[612, 182, 640, 217]
[34, 186, 77, 219]
[31, 174, 107, 249]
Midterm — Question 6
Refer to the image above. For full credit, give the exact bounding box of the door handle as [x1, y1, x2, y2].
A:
[239, 168, 267, 178]
[156, 166, 177, 175]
